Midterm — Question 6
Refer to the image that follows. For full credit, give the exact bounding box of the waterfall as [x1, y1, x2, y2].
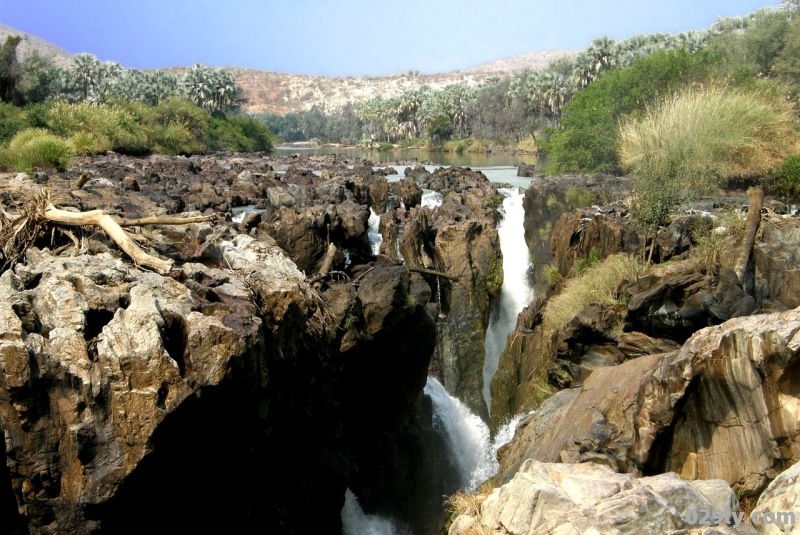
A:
[368, 208, 383, 256]
[424, 377, 529, 491]
[341, 489, 405, 535]
[421, 189, 443, 209]
[482, 188, 535, 414]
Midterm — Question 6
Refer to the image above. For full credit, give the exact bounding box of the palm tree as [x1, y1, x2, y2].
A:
[71, 53, 100, 101]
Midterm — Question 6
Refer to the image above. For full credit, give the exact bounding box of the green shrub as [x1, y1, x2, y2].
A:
[544, 264, 562, 286]
[766, 154, 800, 197]
[0, 102, 27, 144]
[575, 247, 601, 276]
[45, 101, 149, 154]
[543, 49, 719, 175]
[0, 128, 73, 172]
[203, 117, 253, 152]
[620, 85, 798, 189]
[226, 115, 274, 151]
[565, 187, 595, 210]
[376, 141, 394, 152]
[542, 253, 646, 339]
[68, 132, 111, 156]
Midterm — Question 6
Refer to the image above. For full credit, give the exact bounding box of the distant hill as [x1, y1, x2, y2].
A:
[0, 23, 73, 68]
[0, 23, 576, 114]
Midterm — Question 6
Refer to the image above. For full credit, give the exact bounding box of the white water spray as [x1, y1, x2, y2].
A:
[421, 189, 443, 209]
[482, 188, 535, 414]
[341, 489, 403, 535]
[424, 377, 530, 490]
[368, 208, 383, 256]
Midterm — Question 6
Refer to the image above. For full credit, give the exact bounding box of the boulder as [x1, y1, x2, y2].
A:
[451, 461, 742, 535]
[495, 307, 800, 496]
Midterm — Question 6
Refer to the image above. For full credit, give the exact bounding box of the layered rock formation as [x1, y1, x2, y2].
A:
[495, 307, 800, 492]
[0, 153, 490, 534]
[449, 461, 744, 535]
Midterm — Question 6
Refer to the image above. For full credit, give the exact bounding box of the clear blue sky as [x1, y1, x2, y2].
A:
[0, 0, 779, 76]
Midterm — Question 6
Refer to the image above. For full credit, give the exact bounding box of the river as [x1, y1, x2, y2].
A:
[273, 146, 541, 189]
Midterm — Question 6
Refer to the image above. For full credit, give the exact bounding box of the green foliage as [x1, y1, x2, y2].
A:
[427, 114, 454, 141]
[203, 116, 254, 152]
[542, 253, 646, 340]
[0, 128, 73, 172]
[545, 194, 558, 210]
[543, 49, 718, 174]
[538, 221, 553, 242]
[376, 142, 394, 151]
[565, 187, 595, 209]
[404, 294, 415, 310]
[575, 247, 601, 276]
[226, 115, 274, 151]
[766, 154, 800, 196]
[0, 36, 23, 105]
[621, 84, 798, 221]
[0, 102, 28, 144]
[68, 132, 110, 156]
[343, 312, 357, 330]
[544, 264, 562, 286]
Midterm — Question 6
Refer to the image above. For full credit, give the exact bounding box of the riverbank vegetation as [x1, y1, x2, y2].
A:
[0, 38, 273, 172]
[260, 2, 800, 193]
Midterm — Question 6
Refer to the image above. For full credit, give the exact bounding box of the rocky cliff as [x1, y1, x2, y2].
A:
[0, 153, 488, 534]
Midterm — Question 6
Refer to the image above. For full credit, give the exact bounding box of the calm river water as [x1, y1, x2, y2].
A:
[273, 146, 542, 189]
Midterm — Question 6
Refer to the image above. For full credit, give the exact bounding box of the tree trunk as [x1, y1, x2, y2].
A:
[44, 205, 174, 274]
[733, 187, 764, 287]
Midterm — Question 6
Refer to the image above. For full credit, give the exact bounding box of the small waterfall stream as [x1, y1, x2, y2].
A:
[482, 188, 535, 414]
[368, 208, 383, 255]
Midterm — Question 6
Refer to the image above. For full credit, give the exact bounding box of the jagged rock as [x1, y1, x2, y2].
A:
[368, 177, 390, 213]
[451, 461, 740, 535]
[399, 207, 434, 269]
[495, 307, 800, 497]
[390, 177, 423, 208]
[516, 162, 538, 177]
[433, 220, 502, 420]
[523, 174, 634, 293]
[755, 218, 800, 311]
[625, 268, 757, 343]
[752, 462, 800, 534]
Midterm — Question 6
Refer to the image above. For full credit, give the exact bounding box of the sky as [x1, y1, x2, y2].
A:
[0, 0, 781, 76]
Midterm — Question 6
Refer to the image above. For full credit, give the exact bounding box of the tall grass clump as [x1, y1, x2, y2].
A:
[541, 253, 646, 340]
[45, 101, 149, 154]
[620, 84, 798, 260]
[620, 84, 799, 190]
[0, 128, 73, 172]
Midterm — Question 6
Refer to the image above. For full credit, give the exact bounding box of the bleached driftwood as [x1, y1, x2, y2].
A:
[44, 204, 174, 274]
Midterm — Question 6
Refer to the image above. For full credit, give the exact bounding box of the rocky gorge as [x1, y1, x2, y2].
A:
[0, 154, 799, 535]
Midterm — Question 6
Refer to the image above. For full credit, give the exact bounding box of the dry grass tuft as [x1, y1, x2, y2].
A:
[541, 253, 647, 340]
[619, 84, 799, 191]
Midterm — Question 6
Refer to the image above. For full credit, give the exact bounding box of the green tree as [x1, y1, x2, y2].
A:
[0, 36, 23, 105]
[427, 115, 453, 141]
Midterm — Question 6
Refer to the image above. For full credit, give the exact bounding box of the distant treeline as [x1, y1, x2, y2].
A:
[257, 1, 800, 178]
[0, 36, 273, 172]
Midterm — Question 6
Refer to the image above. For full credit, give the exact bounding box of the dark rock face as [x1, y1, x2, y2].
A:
[0, 153, 466, 535]
[522, 174, 634, 293]
[516, 162, 539, 178]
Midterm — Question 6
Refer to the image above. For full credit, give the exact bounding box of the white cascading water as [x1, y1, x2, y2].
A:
[421, 189, 443, 209]
[424, 377, 531, 490]
[341, 489, 404, 535]
[482, 187, 535, 414]
[368, 208, 383, 256]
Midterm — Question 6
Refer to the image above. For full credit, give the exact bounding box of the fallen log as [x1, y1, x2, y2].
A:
[407, 266, 459, 282]
[309, 243, 338, 284]
[44, 204, 174, 274]
[117, 214, 216, 227]
[733, 186, 764, 287]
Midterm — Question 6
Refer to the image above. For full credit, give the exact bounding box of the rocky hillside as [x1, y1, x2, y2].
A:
[0, 22, 574, 114]
[0, 23, 73, 68]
